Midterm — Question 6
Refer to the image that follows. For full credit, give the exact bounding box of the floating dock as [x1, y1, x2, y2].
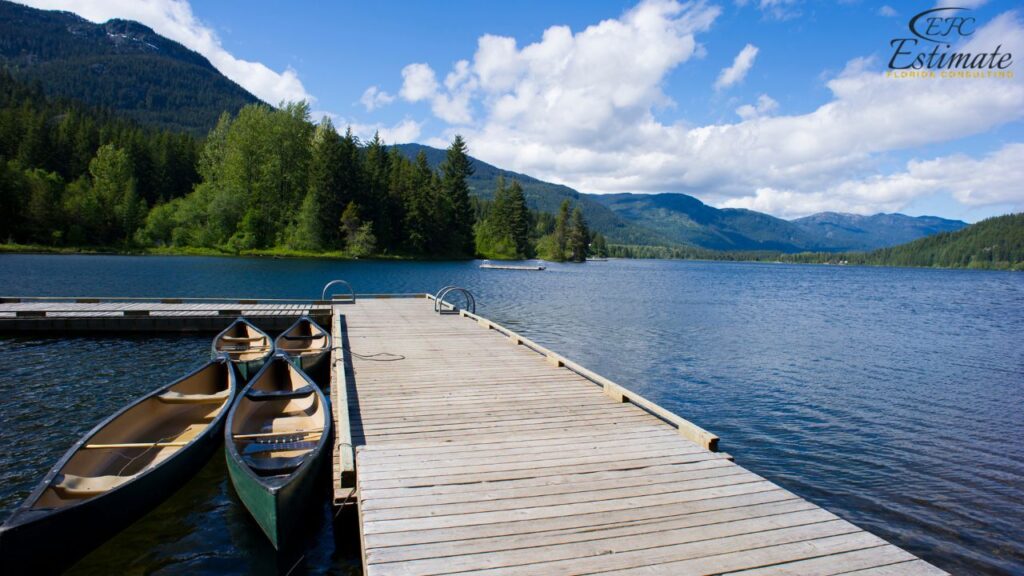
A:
[0, 296, 331, 332]
[0, 290, 947, 574]
[479, 263, 546, 271]
[332, 294, 947, 576]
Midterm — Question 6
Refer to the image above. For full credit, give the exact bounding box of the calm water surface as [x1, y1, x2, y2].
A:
[0, 254, 1021, 575]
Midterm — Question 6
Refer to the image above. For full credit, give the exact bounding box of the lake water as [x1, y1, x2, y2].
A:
[0, 254, 1021, 575]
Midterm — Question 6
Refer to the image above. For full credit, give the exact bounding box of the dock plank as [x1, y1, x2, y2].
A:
[336, 297, 945, 576]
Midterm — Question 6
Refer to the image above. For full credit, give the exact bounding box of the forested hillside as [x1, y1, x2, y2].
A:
[0, 70, 596, 261]
[611, 214, 1024, 270]
[0, 70, 200, 246]
[847, 213, 1023, 269]
[0, 0, 260, 133]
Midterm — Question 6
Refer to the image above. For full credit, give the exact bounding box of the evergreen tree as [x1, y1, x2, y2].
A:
[439, 134, 476, 256]
[507, 180, 530, 257]
[554, 199, 571, 260]
[362, 132, 392, 250]
[404, 150, 436, 255]
[568, 206, 589, 262]
[292, 118, 346, 250]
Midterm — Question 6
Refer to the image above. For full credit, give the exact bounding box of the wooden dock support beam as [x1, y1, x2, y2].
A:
[331, 305, 357, 507]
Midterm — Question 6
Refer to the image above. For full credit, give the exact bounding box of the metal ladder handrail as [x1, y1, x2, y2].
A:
[434, 286, 475, 315]
[322, 280, 356, 302]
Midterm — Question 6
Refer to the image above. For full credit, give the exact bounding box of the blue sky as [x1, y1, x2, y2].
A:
[20, 0, 1024, 222]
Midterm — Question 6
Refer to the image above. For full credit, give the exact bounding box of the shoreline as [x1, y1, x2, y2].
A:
[1, 243, 1019, 271]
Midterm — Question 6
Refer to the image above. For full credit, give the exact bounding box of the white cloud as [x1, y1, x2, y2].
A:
[400, 61, 475, 125]
[392, 2, 1024, 218]
[341, 118, 423, 145]
[878, 5, 897, 17]
[722, 143, 1024, 218]
[735, 94, 778, 120]
[399, 63, 439, 102]
[753, 0, 802, 21]
[16, 0, 313, 105]
[359, 86, 394, 112]
[715, 43, 759, 90]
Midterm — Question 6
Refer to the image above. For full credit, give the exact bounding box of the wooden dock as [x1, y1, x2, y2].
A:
[0, 296, 331, 332]
[332, 296, 946, 576]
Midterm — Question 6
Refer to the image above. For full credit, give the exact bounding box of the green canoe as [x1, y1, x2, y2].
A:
[225, 355, 331, 549]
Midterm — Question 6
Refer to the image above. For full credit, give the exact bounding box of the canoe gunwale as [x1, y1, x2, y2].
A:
[0, 357, 238, 530]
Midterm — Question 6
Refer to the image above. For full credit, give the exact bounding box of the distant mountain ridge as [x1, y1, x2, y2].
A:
[392, 144, 670, 246]
[393, 144, 967, 252]
[791, 212, 967, 251]
[0, 0, 260, 133]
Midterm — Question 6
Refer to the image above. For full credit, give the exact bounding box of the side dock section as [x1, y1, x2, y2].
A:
[0, 296, 331, 332]
[332, 296, 946, 576]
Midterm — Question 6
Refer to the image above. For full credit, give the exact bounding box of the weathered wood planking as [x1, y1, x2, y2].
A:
[335, 297, 947, 576]
[0, 298, 331, 332]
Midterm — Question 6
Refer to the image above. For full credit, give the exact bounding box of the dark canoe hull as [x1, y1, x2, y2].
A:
[0, 418, 226, 574]
[226, 433, 328, 550]
[233, 356, 268, 382]
[285, 350, 329, 379]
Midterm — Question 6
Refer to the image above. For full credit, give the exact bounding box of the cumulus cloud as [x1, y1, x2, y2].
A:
[715, 43, 759, 90]
[337, 118, 423, 145]
[399, 63, 439, 102]
[878, 5, 897, 17]
[391, 1, 1023, 218]
[16, 0, 313, 105]
[735, 94, 778, 120]
[360, 86, 394, 112]
[722, 143, 1024, 218]
[400, 61, 475, 124]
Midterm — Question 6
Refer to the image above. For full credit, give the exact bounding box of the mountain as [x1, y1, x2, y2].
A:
[394, 143, 969, 252]
[593, 192, 826, 252]
[792, 212, 967, 251]
[0, 0, 260, 133]
[854, 212, 1023, 269]
[392, 143, 670, 245]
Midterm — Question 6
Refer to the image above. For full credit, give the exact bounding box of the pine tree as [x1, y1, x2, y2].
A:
[507, 180, 530, 258]
[296, 118, 346, 249]
[440, 135, 476, 256]
[554, 199, 571, 260]
[362, 132, 392, 250]
[404, 150, 435, 255]
[568, 206, 589, 262]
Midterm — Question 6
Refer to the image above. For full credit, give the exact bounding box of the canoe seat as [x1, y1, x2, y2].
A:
[282, 333, 325, 341]
[221, 335, 265, 343]
[243, 454, 307, 476]
[266, 416, 317, 434]
[246, 385, 315, 401]
[52, 473, 135, 498]
[157, 388, 230, 404]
